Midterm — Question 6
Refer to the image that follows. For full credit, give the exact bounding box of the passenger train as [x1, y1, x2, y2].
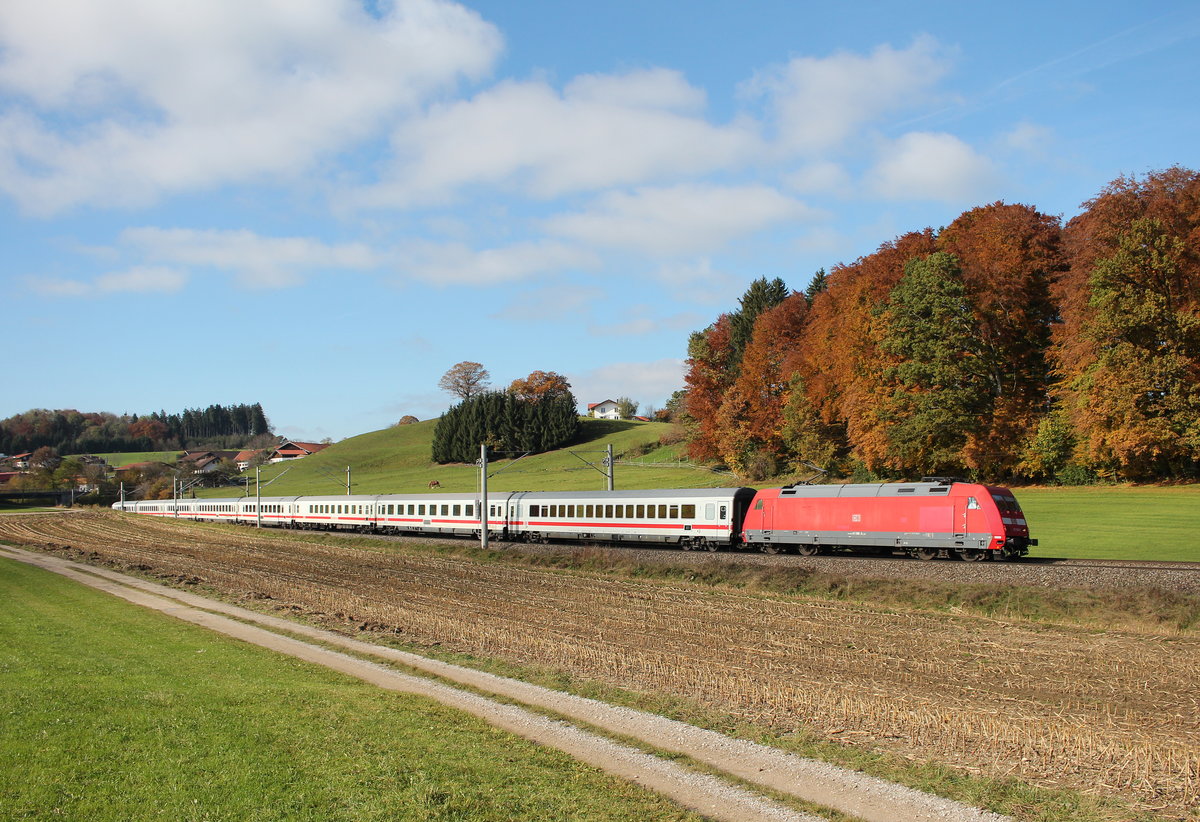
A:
[114, 478, 1036, 561]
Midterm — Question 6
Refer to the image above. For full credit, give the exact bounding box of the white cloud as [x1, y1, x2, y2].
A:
[652, 259, 741, 304]
[491, 283, 604, 322]
[784, 162, 852, 195]
[357, 70, 761, 207]
[0, 0, 502, 214]
[401, 240, 599, 285]
[122, 227, 380, 288]
[29, 264, 187, 296]
[542, 184, 819, 256]
[868, 132, 999, 202]
[570, 358, 686, 409]
[96, 265, 188, 293]
[745, 36, 952, 154]
[591, 309, 701, 337]
[1002, 122, 1054, 155]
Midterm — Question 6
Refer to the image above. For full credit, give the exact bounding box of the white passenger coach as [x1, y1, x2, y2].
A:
[114, 487, 757, 551]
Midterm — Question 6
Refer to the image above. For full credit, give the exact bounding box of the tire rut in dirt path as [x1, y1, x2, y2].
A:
[2, 545, 1012, 822]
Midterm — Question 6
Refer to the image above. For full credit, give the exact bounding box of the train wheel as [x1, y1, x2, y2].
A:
[796, 545, 821, 557]
[704, 540, 719, 552]
[760, 543, 784, 554]
[958, 549, 989, 562]
[915, 547, 938, 561]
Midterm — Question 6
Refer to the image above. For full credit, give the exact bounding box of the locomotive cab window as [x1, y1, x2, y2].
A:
[967, 496, 980, 510]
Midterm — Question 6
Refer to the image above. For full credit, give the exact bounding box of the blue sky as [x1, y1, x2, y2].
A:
[3, 0, 1198, 442]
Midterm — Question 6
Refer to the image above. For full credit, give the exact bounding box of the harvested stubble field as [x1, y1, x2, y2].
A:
[3, 511, 1197, 820]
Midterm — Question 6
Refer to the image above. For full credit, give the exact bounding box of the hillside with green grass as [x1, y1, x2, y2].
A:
[218, 418, 733, 498]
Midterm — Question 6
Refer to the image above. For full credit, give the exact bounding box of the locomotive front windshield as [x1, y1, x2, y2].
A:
[991, 492, 1028, 530]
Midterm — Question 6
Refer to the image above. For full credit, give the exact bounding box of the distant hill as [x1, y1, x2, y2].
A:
[202, 418, 737, 498]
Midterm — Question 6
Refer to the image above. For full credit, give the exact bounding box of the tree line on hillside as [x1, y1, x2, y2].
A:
[432, 368, 580, 463]
[682, 167, 1200, 484]
[0, 403, 273, 456]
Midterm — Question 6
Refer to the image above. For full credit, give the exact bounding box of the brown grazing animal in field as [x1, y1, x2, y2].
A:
[428, 480, 440, 489]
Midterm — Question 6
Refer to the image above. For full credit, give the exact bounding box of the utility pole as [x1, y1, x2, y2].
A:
[606, 443, 614, 491]
[256, 465, 262, 528]
[480, 443, 488, 551]
[346, 466, 351, 496]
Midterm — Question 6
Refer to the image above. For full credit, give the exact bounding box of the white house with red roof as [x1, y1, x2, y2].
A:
[587, 400, 620, 420]
[268, 440, 329, 463]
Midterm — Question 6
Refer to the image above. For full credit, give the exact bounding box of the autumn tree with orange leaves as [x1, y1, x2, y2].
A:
[1050, 167, 1200, 480]
[679, 167, 1198, 483]
[714, 293, 809, 477]
[507, 370, 573, 402]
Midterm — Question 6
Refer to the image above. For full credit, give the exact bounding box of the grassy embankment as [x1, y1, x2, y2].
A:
[89, 450, 182, 467]
[0, 556, 700, 822]
[141, 417, 1198, 562]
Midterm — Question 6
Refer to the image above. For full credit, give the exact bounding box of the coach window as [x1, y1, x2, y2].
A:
[656, 505, 666, 518]
[466, 505, 473, 517]
[452, 504, 461, 516]
[646, 505, 655, 519]
[682, 504, 696, 519]
[635, 505, 644, 518]
[720, 505, 727, 520]
[623, 505, 632, 518]
[669, 505, 679, 519]
[602, 504, 611, 518]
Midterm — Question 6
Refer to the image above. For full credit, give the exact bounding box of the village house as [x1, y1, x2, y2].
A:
[587, 400, 620, 420]
[268, 441, 329, 463]
[234, 450, 262, 471]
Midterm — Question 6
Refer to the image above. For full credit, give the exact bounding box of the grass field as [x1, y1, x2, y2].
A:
[86, 450, 181, 467]
[0, 556, 700, 822]
[1018, 485, 1200, 561]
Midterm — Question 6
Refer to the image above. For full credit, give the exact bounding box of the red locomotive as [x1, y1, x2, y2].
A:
[741, 478, 1035, 560]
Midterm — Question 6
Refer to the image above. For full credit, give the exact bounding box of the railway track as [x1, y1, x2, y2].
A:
[355, 530, 1200, 593]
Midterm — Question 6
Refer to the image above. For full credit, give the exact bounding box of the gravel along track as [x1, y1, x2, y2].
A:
[455, 538, 1200, 594]
[2, 545, 1013, 822]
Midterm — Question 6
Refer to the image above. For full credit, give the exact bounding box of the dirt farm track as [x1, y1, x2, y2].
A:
[2, 510, 1197, 820]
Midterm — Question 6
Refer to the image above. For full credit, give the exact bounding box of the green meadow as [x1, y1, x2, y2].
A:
[89, 450, 182, 467]
[224, 418, 728, 496]
[0, 556, 698, 822]
[1017, 485, 1200, 562]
